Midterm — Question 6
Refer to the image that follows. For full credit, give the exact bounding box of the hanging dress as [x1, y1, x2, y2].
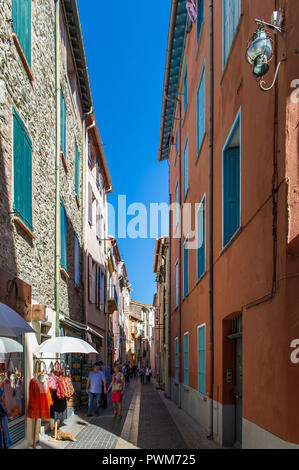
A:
[0, 388, 11, 449]
[27, 377, 53, 420]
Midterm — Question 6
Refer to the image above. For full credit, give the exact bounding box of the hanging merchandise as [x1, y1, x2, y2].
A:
[0, 387, 11, 449]
[27, 365, 53, 420]
[186, 0, 197, 23]
[56, 375, 74, 400]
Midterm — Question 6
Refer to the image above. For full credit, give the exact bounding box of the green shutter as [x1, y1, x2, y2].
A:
[198, 326, 206, 394]
[60, 91, 66, 157]
[12, 0, 31, 66]
[197, 197, 206, 279]
[75, 144, 79, 196]
[223, 147, 240, 246]
[183, 241, 189, 298]
[60, 201, 67, 271]
[13, 109, 33, 232]
[184, 334, 189, 386]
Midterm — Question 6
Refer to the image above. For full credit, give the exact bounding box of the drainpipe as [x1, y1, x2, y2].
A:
[55, 0, 61, 337]
[208, 0, 214, 440]
[164, 92, 182, 408]
[167, 161, 172, 399]
[81, 110, 93, 331]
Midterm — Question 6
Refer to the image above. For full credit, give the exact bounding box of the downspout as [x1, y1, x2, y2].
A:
[167, 161, 172, 399]
[164, 92, 182, 408]
[55, 0, 61, 337]
[81, 110, 93, 331]
[208, 0, 214, 439]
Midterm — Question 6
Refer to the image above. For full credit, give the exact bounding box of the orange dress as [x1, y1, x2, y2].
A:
[27, 377, 53, 419]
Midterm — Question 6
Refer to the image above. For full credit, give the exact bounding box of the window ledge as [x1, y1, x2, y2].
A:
[60, 267, 70, 280]
[75, 194, 80, 209]
[12, 33, 34, 83]
[13, 216, 35, 239]
[196, 271, 207, 286]
[220, 226, 242, 257]
[61, 151, 68, 174]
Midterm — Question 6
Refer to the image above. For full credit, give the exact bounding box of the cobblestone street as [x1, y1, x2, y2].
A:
[38, 378, 218, 450]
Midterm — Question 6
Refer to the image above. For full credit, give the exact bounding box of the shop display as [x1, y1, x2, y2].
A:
[0, 387, 11, 449]
[0, 350, 25, 423]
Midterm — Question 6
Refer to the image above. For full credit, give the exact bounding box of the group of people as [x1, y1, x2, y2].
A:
[86, 361, 153, 420]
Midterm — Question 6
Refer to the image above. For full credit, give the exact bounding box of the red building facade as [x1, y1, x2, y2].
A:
[158, 0, 299, 448]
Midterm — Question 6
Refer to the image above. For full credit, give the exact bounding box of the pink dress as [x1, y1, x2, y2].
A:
[111, 373, 124, 402]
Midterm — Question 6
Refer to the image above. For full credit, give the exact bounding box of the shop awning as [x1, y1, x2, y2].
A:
[60, 316, 104, 340]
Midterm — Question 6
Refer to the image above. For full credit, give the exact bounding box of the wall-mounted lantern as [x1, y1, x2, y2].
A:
[246, 11, 285, 92]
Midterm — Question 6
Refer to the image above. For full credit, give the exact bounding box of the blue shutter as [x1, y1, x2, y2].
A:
[60, 91, 66, 157]
[74, 233, 79, 285]
[197, 66, 206, 154]
[175, 130, 178, 154]
[175, 182, 178, 227]
[75, 144, 79, 196]
[197, 0, 204, 42]
[183, 139, 188, 198]
[223, 147, 240, 246]
[198, 326, 206, 394]
[12, 0, 31, 66]
[184, 65, 188, 113]
[197, 197, 206, 279]
[183, 241, 188, 298]
[175, 339, 178, 381]
[184, 334, 189, 386]
[174, 261, 178, 308]
[60, 201, 67, 271]
[13, 110, 33, 232]
[223, 0, 241, 67]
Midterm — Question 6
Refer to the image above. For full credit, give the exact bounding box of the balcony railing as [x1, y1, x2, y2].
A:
[107, 285, 118, 314]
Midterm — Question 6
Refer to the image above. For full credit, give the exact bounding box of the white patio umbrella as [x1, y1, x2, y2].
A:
[0, 302, 35, 337]
[34, 336, 98, 356]
[0, 337, 23, 354]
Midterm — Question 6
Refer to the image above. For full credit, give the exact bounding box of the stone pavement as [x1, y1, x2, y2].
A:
[38, 378, 218, 450]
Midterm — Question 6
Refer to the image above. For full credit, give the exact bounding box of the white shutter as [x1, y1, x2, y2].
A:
[88, 183, 93, 226]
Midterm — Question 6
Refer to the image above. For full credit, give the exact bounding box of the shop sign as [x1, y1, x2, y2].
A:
[0, 268, 31, 322]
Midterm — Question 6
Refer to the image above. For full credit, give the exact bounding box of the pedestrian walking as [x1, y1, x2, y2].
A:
[99, 361, 108, 409]
[106, 364, 126, 420]
[145, 366, 151, 384]
[139, 366, 145, 384]
[86, 363, 107, 417]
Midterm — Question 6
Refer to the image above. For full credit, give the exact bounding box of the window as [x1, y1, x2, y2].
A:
[74, 233, 80, 286]
[175, 338, 179, 381]
[197, 195, 206, 280]
[96, 201, 102, 239]
[197, 0, 204, 43]
[75, 144, 79, 196]
[174, 260, 179, 308]
[12, 0, 31, 66]
[197, 63, 206, 155]
[184, 333, 189, 386]
[13, 109, 33, 232]
[184, 64, 188, 113]
[175, 130, 178, 155]
[223, 111, 241, 247]
[183, 239, 189, 298]
[223, 0, 241, 67]
[60, 201, 67, 271]
[198, 325, 206, 394]
[60, 90, 66, 157]
[88, 183, 93, 226]
[183, 138, 188, 199]
[174, 181, 179, 229]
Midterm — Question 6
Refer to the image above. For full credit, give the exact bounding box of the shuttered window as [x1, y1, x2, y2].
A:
[223, 113, 241, 247]
[60, 201, 67, 271]
[197, 64, 206, 155]
[197, 0, 204, 43]
[184, 333, 189, 386]
[197, 196, 206, 280]
[13, 109, 33, 232]
[12, 0, 31, 66]
[184, 64, 188, 113]
[222, 0, 241, 67]
[60, 90, 66, 157]
[74, 233, 80, 286]
[88, 183, 93, 226]
[198, 325, 206, 394]
[183, 138, 188, 199]
[174, 338, 179, 381]
[75, 144, 79, 196]
[183, 239, 189, 298]
[174, 181, 179, 229]
[174, 260, 179, 308]
[175, 130, 178, 155]
[88, 255, 93, 302]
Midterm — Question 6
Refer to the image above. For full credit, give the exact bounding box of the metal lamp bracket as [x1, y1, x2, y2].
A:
[259, 58, 285, 92]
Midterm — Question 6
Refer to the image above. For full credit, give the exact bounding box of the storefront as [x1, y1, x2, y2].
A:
[0, 268, 32, 447]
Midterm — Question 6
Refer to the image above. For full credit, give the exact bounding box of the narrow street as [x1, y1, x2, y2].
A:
[38, 378, 218, 450]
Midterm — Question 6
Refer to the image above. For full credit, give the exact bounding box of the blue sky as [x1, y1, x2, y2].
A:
[78, 0, 171, 305]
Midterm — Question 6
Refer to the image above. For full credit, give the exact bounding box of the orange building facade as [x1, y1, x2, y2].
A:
[158, 0, 299, 448]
